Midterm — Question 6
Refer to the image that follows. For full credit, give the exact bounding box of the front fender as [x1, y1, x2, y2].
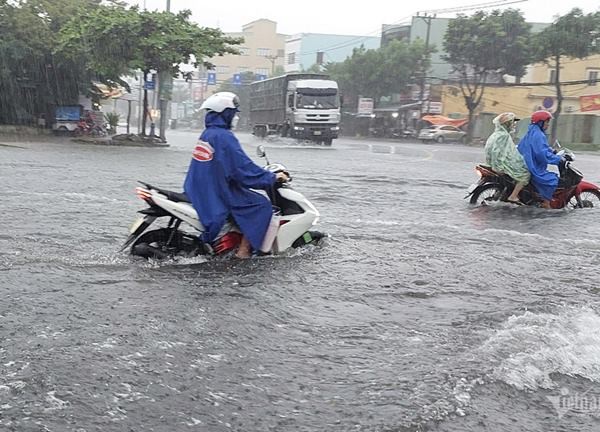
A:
[576, 180, 600, 194]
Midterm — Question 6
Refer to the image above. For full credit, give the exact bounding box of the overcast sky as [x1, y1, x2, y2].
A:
[130, 0, 599, 36]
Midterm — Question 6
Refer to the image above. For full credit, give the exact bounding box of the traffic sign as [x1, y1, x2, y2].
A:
[207, 72, 217, 85]
[233, 73, 242, 85]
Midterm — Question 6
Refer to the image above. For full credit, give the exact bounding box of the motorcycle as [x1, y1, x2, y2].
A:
[121, 145, 326, 259]
[466, 146, 600, 209]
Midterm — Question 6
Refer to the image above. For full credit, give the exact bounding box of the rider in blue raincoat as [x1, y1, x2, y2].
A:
[183, 92, 288, 258]
[517, 110, 564, 208]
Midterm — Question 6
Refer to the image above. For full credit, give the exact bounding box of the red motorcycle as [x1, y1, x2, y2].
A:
[466, 148, 600, 209]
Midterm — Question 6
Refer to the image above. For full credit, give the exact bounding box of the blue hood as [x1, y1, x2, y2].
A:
[205, 109, 236, 129]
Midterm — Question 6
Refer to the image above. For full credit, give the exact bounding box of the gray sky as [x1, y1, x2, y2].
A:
[131, 0, 599, 36]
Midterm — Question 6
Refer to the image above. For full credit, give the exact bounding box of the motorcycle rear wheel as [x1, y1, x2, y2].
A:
[131, 228, 203, 259]
[470, 184, 503, 206]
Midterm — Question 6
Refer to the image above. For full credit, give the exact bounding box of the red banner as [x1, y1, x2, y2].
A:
[580, 94, 600, 112]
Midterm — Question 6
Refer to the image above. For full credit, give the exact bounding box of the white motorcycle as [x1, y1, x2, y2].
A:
[121, 145, 325, 259]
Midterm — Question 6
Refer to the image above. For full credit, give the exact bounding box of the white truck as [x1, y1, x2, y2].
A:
[249, 73, 341, 146]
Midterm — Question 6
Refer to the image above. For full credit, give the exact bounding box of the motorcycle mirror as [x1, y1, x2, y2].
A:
[554, 139, 562, 149]
[256, 145, 266, 158]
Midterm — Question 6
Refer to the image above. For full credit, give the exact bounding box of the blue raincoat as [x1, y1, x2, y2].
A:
[183, 111, 276, 251]
[517, 124, 562, 200]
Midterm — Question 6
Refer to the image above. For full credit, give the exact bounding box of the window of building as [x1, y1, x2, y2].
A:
[549, 69, 557, 84]
[216, 65, 230, 74]
[238, 66, 249, 73]
[588, 69, 599, 86]
[257, 48, 271, 57]
[287, 52, 296, 65]
[277, 49, 285, 58]
[255, 68, 269, 76]
[239, 47, 250, 56]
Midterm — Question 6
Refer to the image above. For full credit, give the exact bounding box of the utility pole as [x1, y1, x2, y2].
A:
[158, 0, 173, 141]
[417, 13, 434, 130]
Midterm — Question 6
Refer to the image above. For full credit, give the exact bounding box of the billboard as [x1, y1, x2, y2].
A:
[357, 98, 374, 115]
[580, 94, 600, 112]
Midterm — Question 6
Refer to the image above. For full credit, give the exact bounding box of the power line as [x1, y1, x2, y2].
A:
[418, 0, 528, 16]
[297, 0, 531, 58]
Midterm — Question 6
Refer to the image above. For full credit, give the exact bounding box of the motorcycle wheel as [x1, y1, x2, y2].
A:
[131, 228, 203, 259]
[571, 189, 600, 208]
[470, 184, 503, 206]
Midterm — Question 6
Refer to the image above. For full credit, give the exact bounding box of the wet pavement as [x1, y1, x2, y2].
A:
[2, 130, 600, 431]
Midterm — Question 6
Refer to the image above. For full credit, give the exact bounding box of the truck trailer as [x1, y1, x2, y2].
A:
[248, 73, 341, 146]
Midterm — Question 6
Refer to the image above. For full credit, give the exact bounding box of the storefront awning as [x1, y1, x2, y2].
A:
[422, 114, 468, 128]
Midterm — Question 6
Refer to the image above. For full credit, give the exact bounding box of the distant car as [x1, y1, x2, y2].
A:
[418, 125, 467, 143]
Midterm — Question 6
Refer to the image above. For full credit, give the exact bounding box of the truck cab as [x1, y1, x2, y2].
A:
[285, 80, 340, 145]
[249, 73, 341, 146]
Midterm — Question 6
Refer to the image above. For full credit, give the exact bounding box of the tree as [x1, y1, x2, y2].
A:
[444, 9, 532, 142]
[56, 6, 242, 139]
[532, 9, 600, 142]
[0, 0, 105, 124]
[326, 40, 429, 111]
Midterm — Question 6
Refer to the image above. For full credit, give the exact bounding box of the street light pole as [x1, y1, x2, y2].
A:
[265, 54, 279, 76]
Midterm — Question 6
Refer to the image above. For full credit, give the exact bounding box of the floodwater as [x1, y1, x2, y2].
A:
[2, 131, 600, 431]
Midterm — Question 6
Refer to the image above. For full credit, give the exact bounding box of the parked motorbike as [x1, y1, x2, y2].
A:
[466, 147, 600, 209]
[121, 145, 325, 259]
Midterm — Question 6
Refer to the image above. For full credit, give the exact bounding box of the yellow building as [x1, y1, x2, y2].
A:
[441, 54, 600, 118]
[208, 19, 287, 86]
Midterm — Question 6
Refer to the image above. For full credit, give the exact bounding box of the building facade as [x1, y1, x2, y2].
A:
[207, 19, 287, 86]
[440, 54, 600, 119]
[284, 33, 380, 73]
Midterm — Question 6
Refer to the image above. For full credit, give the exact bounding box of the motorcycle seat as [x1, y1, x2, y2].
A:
[163, 190, 191, 203]
[138, 182, 191, 203]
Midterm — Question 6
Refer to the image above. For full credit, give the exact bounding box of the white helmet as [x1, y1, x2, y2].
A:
[200, 92, 240, 113]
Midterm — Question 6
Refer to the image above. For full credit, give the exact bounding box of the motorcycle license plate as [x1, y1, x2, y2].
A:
[313, 131, 322, 136]
[467, 183, 479, 194]
[129, 217, 145, 234]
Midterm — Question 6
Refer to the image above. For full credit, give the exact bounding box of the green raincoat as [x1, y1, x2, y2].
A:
[484, 114, 530, 184]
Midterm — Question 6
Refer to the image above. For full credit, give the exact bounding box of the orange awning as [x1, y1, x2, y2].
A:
[422, 115, 468, 128]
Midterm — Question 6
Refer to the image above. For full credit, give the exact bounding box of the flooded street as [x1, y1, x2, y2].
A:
[2, 131, 600, 431]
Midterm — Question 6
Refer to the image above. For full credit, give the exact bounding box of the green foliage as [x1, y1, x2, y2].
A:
[0, 0, 242, 126]
[325, 40, 429, 109]
[443, 9, 531, 140]
[533, 9, 599, 62]
[104, 111, 120, 134]
[57, 7, 242, 82]
[531, 9, 600, 140]
[302, 64, 325, 74]
[0, 0, 103, 124]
